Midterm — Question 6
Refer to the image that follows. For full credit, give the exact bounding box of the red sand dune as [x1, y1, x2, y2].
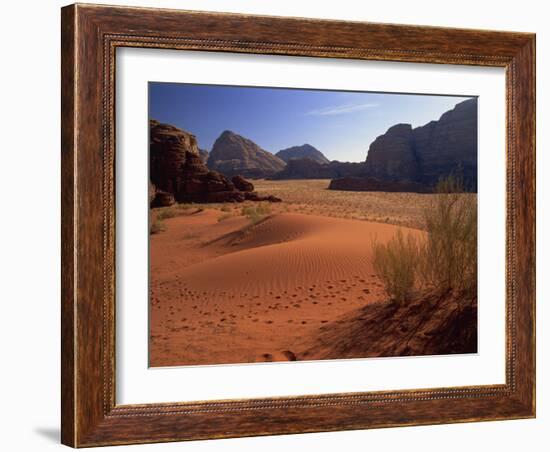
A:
[149, 210, 424, 367]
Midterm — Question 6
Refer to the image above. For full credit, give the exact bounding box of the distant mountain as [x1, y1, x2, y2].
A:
[276, 144, 330, 165]
[207, 131, 286, 178]
[271, 158, 366, 180]
[330, 98, 478, 192]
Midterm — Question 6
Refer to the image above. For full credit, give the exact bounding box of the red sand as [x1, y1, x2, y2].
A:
[149, 210, 424, 366]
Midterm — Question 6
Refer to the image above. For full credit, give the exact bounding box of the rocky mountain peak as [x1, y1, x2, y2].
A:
[208, 131, 286, 178]
[276, 144, 330, 165]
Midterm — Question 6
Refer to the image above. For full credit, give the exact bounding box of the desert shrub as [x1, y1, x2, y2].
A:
[372, 174, 477, 301]
[150, 219, 165, 235]
[241, 203, 271, 224]
[419, 174, 477, 293]
[219, 205, 231, 212]
[217, 213, 233, 222]
[372, 229, 420, 303]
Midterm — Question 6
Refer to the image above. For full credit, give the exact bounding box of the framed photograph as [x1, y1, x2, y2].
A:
[61, 3, 535, 447]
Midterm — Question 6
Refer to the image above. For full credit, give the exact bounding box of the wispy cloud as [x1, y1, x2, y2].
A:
[305, 102, 379, 116]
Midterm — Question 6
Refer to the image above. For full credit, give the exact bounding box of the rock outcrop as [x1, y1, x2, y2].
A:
[363, 123, 419, 182]
[275, 144, 330, 165]
[231, 175, 254, 192]
[207, 130, 286, 178]
[150, 119, 200, 195]
[149, 120, 280, 204]
[413, 98, 477, 187]
[177, 151, 244, 203]
[151, 190, 176, 207]
[330, 98, 478, 192]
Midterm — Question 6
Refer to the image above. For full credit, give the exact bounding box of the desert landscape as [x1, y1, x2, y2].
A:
[149, 84, 478, 367]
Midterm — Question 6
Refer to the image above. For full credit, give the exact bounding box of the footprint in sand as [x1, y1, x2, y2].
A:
[282, 350, 297, 361]
[263, 353, 277, 362]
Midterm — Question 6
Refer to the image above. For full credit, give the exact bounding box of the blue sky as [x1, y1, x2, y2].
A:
[149, 82, 474, 163]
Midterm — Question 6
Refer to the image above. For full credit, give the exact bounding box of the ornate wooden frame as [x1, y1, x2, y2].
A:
[61, 3, 536, 447]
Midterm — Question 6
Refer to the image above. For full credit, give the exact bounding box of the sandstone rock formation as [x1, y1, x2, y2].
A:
[243, 192, 282, 202]
[231, 175, 254, 192]
[176, 151, 245, 203]
[363, 123, 419, 182]
[150, 119, 200, 195]
[413, 98, 477, 188]
[207, 130, 286, 178]
[150, 190, 176, 207]
[149, 120, 280, 204]
[329, 98, 478, 192]
[275, 144, 330, 165]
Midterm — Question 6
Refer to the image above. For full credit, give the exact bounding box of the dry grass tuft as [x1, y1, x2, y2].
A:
[150, 219, 165, 235]
[241, 203, 271, 224]
[372, 175, 477, 302]
[373, 229, 419, 302]
[419, 175, 477, 294]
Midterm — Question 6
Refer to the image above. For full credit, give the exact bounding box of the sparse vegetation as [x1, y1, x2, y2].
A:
[252, 179, 440, 229]
[373, 229, 419, 302]
[217, 213, 233, 222]
[156, 204, 196, 220]
[150, 219, 166, 235]
[419, 174, 477, 294]
[372, 174, 477, 302]
[156, 208, 179, 220]
[241, 203, 271, 224]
